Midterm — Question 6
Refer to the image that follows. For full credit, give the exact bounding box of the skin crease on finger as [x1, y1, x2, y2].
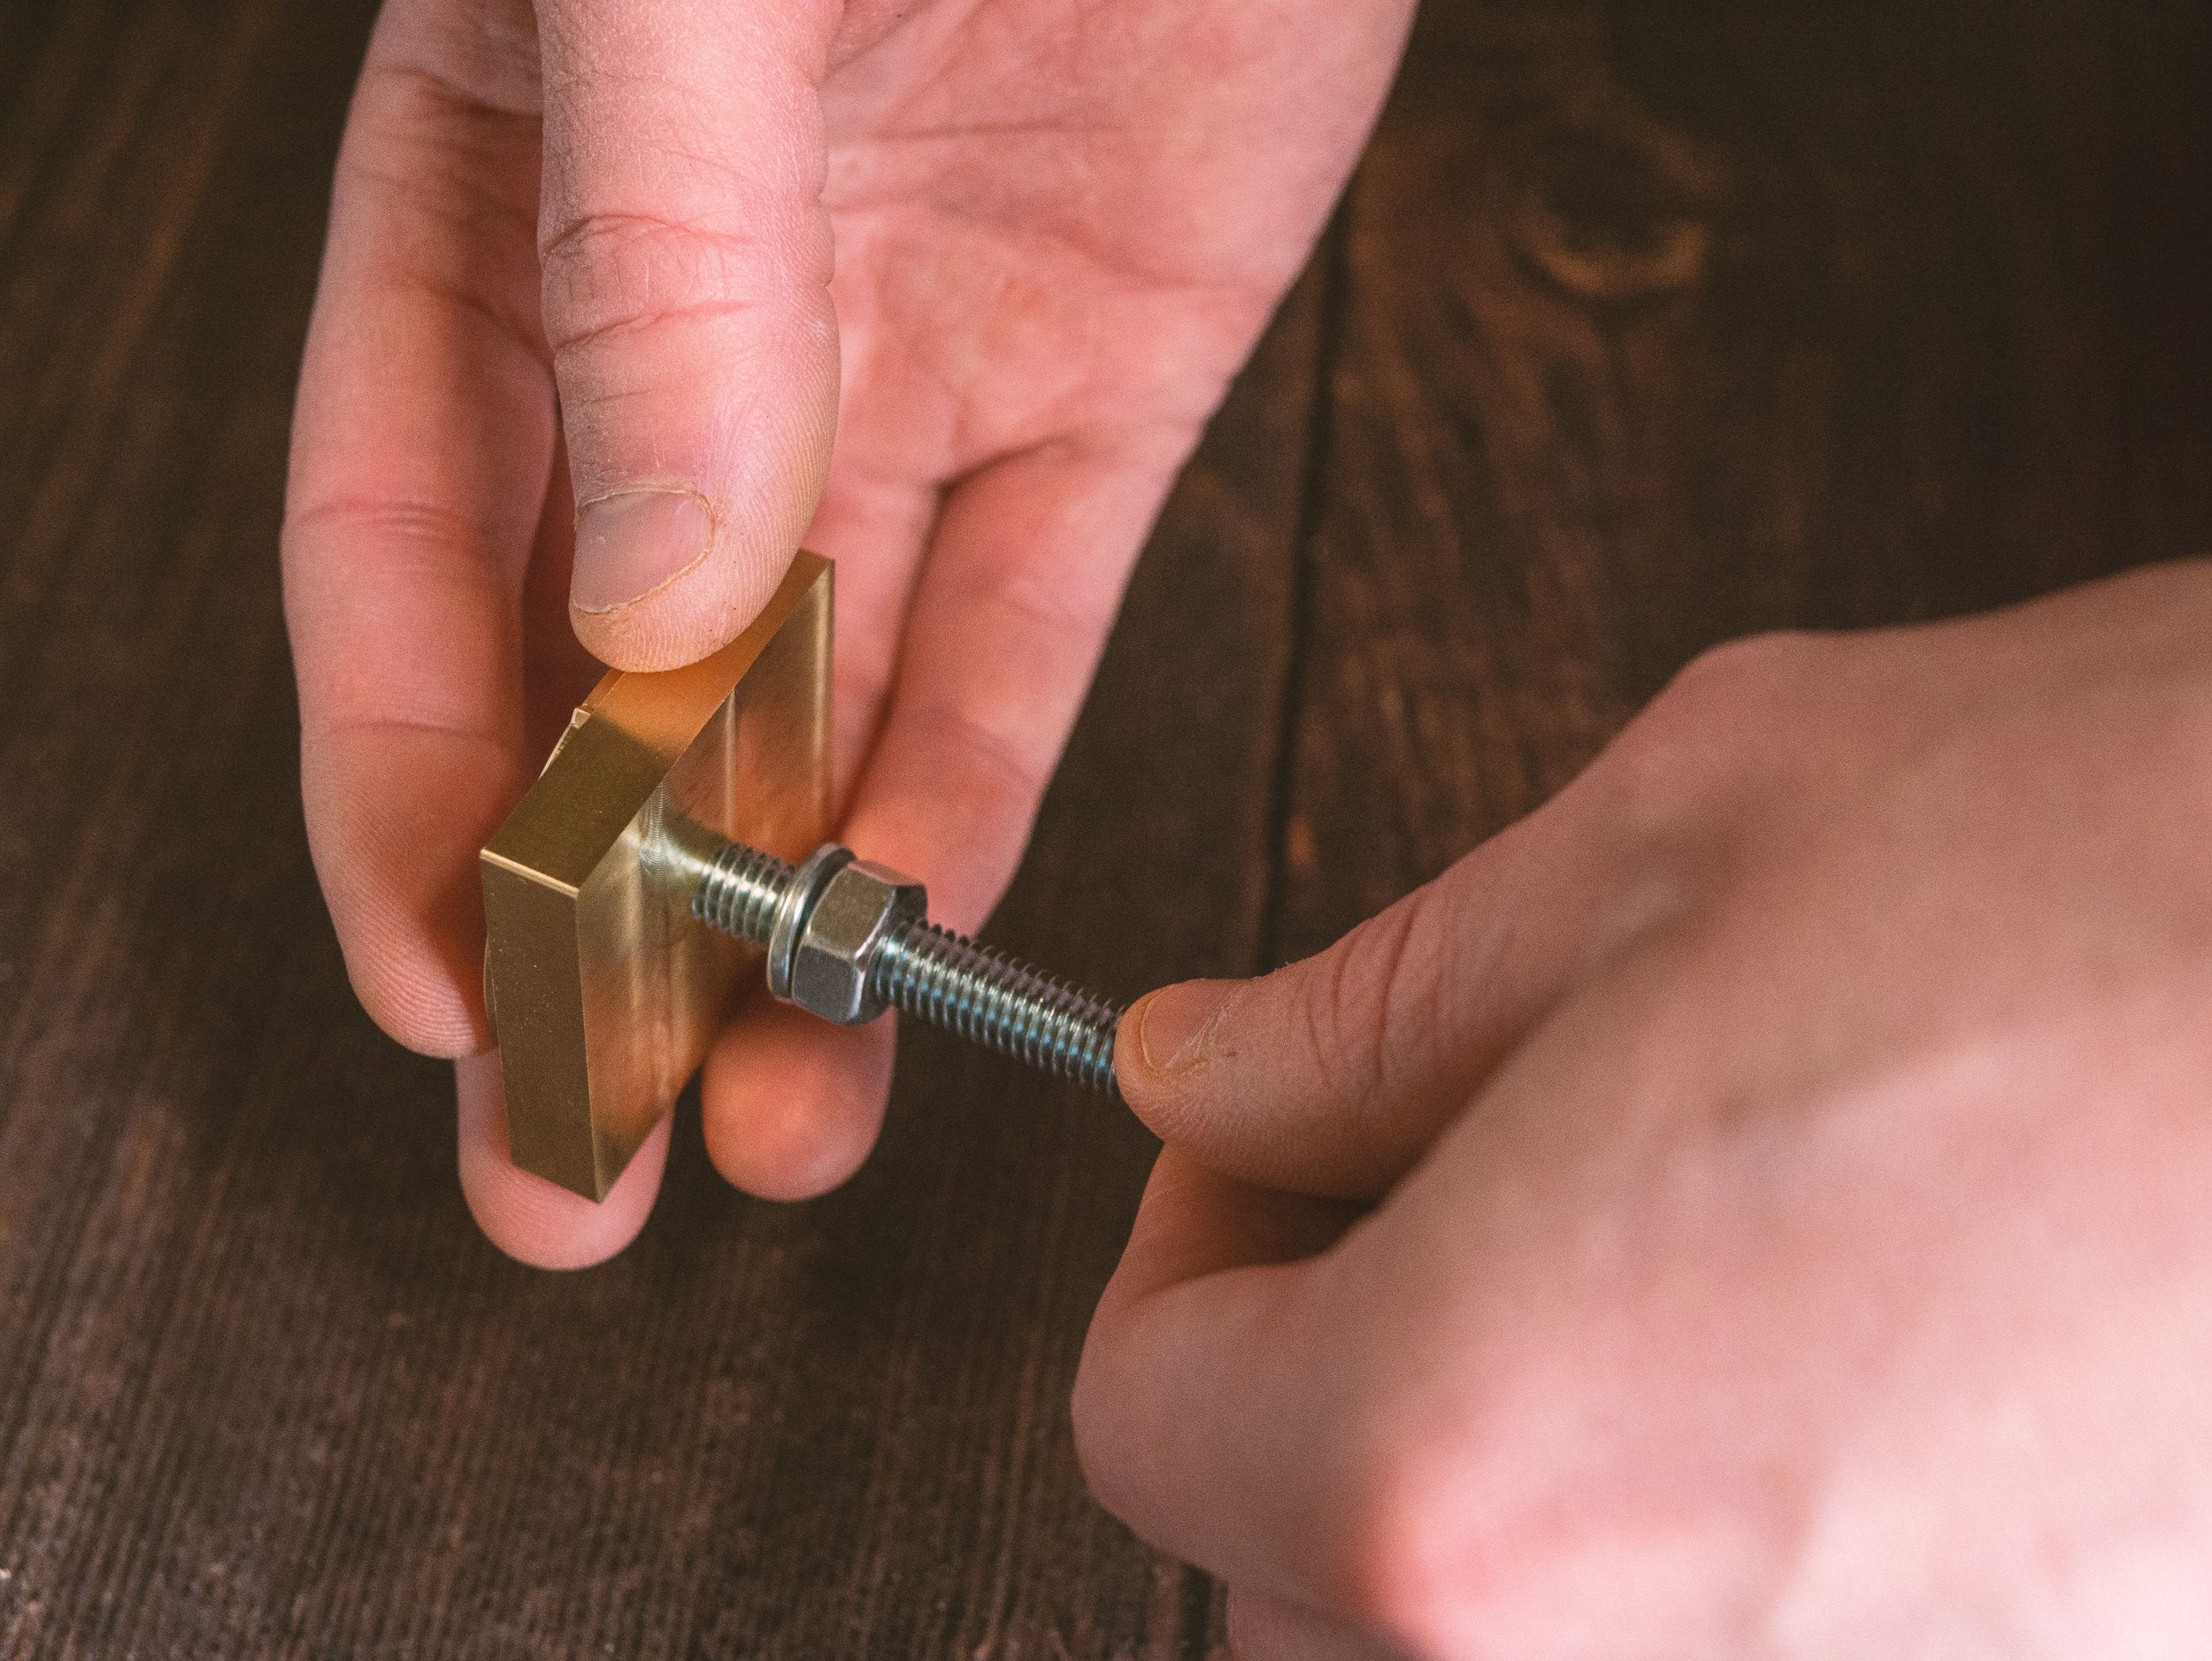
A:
[285, 0, 1417, 1266]
[1084, 565, 2212, 1659]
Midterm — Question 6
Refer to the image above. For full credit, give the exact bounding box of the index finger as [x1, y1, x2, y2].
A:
[1076, 1143, 1536, 1661]
[1072, 1150, 1378, 1610]
[286, 4, 678, 1267]
[282, 0, 551, 1057]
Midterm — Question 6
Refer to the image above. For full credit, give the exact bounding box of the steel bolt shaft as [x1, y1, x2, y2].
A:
[688, 838, 1123, 1096]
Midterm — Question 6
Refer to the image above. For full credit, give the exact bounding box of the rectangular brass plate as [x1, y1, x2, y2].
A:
[480, 554, 832, 1199]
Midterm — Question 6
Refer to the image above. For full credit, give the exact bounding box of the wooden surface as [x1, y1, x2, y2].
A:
[3, 2, 2208, 1655]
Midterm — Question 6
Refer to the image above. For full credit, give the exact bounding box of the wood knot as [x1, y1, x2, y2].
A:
[1503, 92, 1730, 304]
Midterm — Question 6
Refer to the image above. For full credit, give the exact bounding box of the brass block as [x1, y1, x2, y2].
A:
[480, 554, 832, 1200]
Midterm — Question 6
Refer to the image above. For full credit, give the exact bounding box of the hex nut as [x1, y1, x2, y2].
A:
[785, 858, 926, 1025]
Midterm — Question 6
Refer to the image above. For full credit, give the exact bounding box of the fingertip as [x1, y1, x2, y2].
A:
[1118, 978, 1240, 1077]
[700, 998, 895, 1201]
[565, 484, 808, 673]
[560, 309, 840, 675]
[343, 926, 488, 1060]
[1111, 992, 1168, 1130]
[455, 1052, 668, 1269]
[565, 533, 786, 672]
[1114, 980, 1247, 1150]
[329, 831, 493, 1058]
[304, 731, 522, 1060]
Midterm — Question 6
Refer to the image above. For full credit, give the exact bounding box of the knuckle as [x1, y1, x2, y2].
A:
[1651, 629, 1820, 723]
[1288, 897, 1425, 1109]
[283, 495, 487, 581]
[902, 702, 1058, 823]
[349, 955, 475, 1058]
[1068, 1311, 1158, 1536]
[538, 210, 764, 358]
[1328, 1415, 1485, 1651]
[299, 724, 516, 1060]
[1591, 630, 1832, 844]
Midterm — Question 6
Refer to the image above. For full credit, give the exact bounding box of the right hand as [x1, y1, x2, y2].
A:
[281, 0, 1414, 1265]
[1078, 566, 2212, 1657]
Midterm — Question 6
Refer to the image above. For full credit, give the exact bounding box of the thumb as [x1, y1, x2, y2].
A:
[1116, 786, 1653, 1201]
[536, 0, 841, 670]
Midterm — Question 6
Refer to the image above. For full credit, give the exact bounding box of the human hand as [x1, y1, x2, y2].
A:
[1078, 563, 2212, 1658]
[281, 0, 1413, 1265]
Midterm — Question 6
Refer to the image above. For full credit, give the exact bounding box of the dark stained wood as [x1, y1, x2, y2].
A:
[4, 0, 2210, 1655]
[1276, 1, 2212, 962]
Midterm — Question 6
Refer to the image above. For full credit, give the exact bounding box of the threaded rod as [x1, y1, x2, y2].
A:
[871, 920, 1119, 1094]
[689, 838, 1122, 1096]
[692, 841, 794, 944]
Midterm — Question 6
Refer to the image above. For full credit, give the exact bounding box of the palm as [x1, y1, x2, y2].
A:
[801, 0, 1404, 880]
[822, 0, 1372, 463]
[519, 0, 1401, 901]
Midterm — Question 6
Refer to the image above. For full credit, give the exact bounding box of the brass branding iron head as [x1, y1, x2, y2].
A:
[479, 554, 832, 1200]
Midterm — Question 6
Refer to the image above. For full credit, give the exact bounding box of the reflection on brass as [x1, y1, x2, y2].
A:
[480, 554, 831, 1200]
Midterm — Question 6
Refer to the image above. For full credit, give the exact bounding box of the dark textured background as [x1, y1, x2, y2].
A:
[3, 2, 2208, 1655]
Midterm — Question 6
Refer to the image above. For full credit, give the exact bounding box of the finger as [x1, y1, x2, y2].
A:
[1079, 1153, 1483, 1645]
[534, 0, 843, 671]
[1225, 1588, 1413, 1661]
[698, 993, 898, 1201]
[694, 438, 1179, 1199]
[1113, 749, 1678, 1200]
[282, 0, 551, 1057]
[691, 459, 934, 1201]
[456, 1051, 666, 1267]
[841, 434, 1189, 930]
[802, 464, 941, 808]
[1073, 1150, 1366, 1607]
[518, 429, 607, 756]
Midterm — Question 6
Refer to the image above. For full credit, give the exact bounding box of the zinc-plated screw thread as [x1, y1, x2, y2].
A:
[693, 840, 794, 944]
[690, 838, 1122, 1097]
[871, 920, 1120, 1095]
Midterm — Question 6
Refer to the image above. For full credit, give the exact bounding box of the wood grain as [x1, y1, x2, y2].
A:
[1276, 2, 2212, 961]
[2, 0, 2208, 1655]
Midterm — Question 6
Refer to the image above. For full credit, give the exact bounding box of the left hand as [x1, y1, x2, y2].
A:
[1078, 562, 2212, 1658]
[281, 0, 1413, 1265]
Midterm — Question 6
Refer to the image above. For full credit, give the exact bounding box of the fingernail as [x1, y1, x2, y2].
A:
[571, 488, 715, 613]
[1135, 980, 1237, 1073]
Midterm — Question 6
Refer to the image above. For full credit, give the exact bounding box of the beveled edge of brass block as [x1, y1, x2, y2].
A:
[480, 553, 833, 1200]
